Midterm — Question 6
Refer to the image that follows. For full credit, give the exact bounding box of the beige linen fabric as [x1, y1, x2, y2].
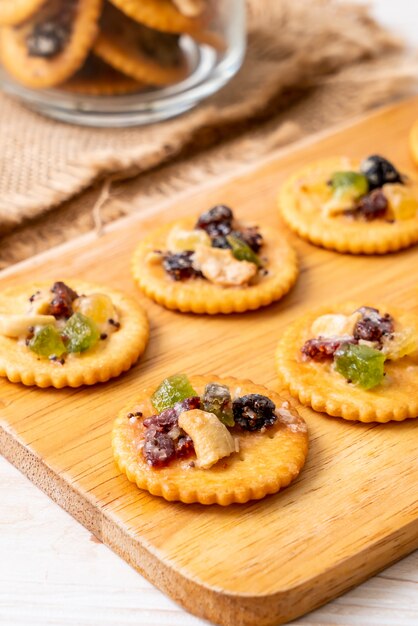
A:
[0, 0, 417, 267]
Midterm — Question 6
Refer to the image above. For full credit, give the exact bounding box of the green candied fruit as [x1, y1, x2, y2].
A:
[334, 344, 386, 390]
[226, 234, 261, 267]
[29, 325, 66, 358]
[64, 312, 100, 353]
[203, 383, 235, 427]
[152, 374, 198, 412]
[330, 171, 369, 200]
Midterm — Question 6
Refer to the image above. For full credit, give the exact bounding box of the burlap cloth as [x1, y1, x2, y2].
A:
[1, 0, 417, 269]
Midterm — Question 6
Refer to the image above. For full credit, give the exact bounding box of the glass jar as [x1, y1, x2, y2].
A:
[0, 0, 246, 127]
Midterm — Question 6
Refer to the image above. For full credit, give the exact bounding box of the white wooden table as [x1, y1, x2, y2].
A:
[1, 2, 418, 625]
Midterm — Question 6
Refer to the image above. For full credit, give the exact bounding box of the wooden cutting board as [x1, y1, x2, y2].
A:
[1, 97, 418, 626]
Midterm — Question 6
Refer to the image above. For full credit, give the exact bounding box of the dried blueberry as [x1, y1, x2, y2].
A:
[360, 155, 403, 190]
[163, 251, 201, 281]
[27, 22, 68, 58]
[195, 205, 233, 232]
[353, 189, 388, 221]
[233, 394, 277, 431]
[354, 307, 394, 344]
[301, 337, 356, 361]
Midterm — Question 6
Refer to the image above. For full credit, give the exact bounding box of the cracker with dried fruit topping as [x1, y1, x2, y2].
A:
[93, 3, 189, 87]
[112, 374, 308, 505]
[276, 303, 418, 422]
[278, 155, 418, 254]
[132, 205, 298, 314]
[63, 55, 144, 96]
[108, 0, 207, 34]
[0, 281, 149, 388]
[0, 0, 102, 88]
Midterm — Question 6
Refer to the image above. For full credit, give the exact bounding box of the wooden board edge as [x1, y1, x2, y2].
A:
[2, 95, 417, 282]
[1, 421, 417, 626]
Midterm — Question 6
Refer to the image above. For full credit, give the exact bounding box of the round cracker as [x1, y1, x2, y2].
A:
[276, 302, 418, 423]
[63, 55, 144, 96]
[0, 281, 149, 388]
[278, 157, 418, 254]
[108, 0, 207, 34]
[131, 217, 299, 314]
[93, 3, 189, 86]
[112, 374, 309, 505]
[0, 0, 102, 89]
[0, 0, 45, 26]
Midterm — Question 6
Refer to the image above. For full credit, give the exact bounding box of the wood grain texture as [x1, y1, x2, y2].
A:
[1, 97, 418, 626]
[1, 456, 417, 626]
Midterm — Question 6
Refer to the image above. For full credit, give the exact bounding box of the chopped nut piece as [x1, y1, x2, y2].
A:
[381, 327, 418, 360]
[311, 312, 361, 339]
[27, 290, 52, 315]
[178, 409, 238, 469]
[0, 314, 57, 338]
[192, 244, 257, 287]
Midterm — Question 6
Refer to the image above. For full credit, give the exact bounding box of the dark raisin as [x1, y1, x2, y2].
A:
[238, 227, 264, 253]
[195, 205, 233, 232]
[354, 307, 394, 344]
[27, 22, 68, 58]
[163, 251, 201, 281]
[353, 190, 388, 221]
[143, 431, 176, 467]
[360, 155, 403, 190]
[233, 394, 277, 432]
[49, 281, 79, 319]
[301, 337, 355, 361]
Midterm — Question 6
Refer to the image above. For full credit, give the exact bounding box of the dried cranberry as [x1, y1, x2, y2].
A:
[238, 227, 264, 253]
[163, 252, 201, 281]
[142, 396, 200, 467]
[353, 190, 388, 221]
[49, 281, 78, 319]
[354, 307, 394, 344]
[143, 431, 176, 467]
[174, 396, 201, 414]
[176, 435, 195, 458]
[143, 407, 178, 432]
[301, 337, 354, 361]
[233, 394, 277, 432]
